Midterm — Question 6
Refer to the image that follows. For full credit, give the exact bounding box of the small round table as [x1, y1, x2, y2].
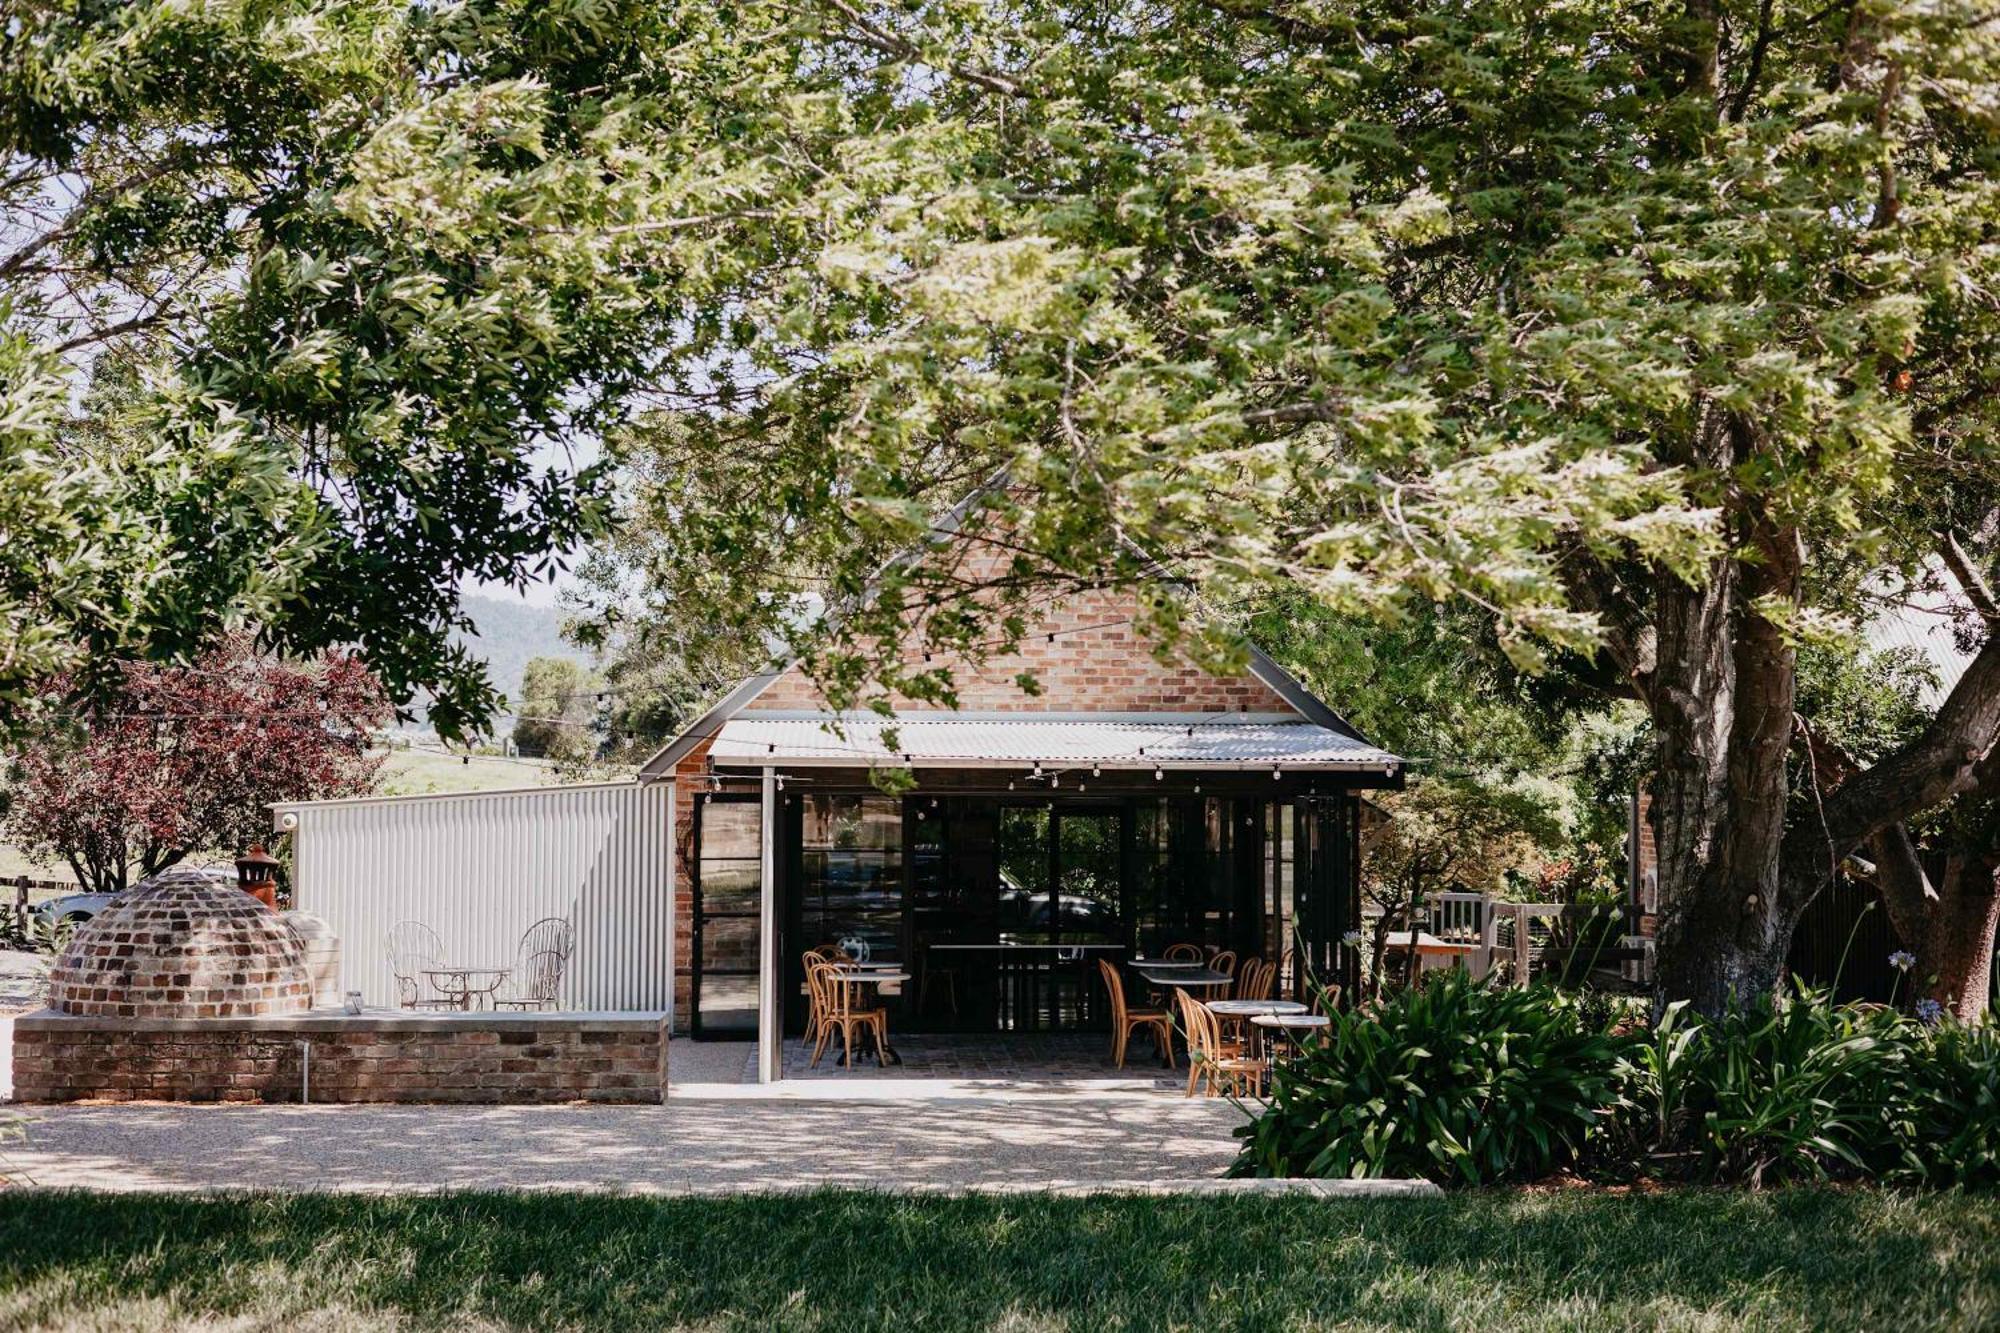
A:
[1205, 1000, 1308, 1017]
[1206, 999, 1305, 1045]
[423, 965, 511, 1011]
[1251, 1010, 1331, 1056]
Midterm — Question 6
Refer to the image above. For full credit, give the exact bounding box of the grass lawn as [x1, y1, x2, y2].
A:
[0, 1188, 1994, 1330]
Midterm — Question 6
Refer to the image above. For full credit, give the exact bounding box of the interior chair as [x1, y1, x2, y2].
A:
[1098, 959, 1174, 1070]
[493, 917, 575, 1011]
[1207, 950, 1238, 986]
[1176, 989, 1268, 1098]
[1231, 955, 1261, 999]
[917, 944, 960, 1016]
[1237, 957, 1277, 1001]
[384, 921, 457, 1010]
[1162, 942, 1203, 963]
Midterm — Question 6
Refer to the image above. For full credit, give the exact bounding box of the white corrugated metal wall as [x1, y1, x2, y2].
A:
[275, 782, 674, 1014]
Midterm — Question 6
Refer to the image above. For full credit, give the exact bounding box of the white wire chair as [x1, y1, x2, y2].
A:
[384, 920, 458, 1009]
[493, 917, 576, 1010]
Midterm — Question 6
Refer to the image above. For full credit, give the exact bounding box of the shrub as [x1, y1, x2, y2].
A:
[1884, 1019, 2000, 1189]
[1601, 992, 1920, 1186]
[1230, 970, 1628, 1186]
[1234, 977, 2000, 1190]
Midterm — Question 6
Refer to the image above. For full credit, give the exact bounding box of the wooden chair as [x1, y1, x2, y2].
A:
[808, 958, 890, 1068]
[1208, 950, 1238, 986]
[384, 921, 458, 1010]
[493, 917, 574, 1010]
[800, 950, 830, 1053]
[1177, 990, 1268, 1098]
[1237, 957, 1277, 1001]
[1098, 960, 1174, 1070]
[1162, 942, 1203, 962]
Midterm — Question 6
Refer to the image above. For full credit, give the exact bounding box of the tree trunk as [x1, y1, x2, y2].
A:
[1648, 471, 1805, 1016]
[1919, 857, 2000, 1022]
[1876, 829, 2000, 1022]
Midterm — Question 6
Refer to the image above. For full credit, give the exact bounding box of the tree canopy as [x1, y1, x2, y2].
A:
[10, 0, 2000, 1010]
[1, 634, 388, 894]
[1, 0, 724, 735]
[570, 0, 2000, 1010]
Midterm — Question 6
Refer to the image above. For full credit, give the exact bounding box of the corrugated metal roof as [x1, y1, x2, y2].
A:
[708, 712, 1401, 771]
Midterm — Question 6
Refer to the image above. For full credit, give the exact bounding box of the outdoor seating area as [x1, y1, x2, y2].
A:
[791, 939, 1337, 1097]
[386, 917, 576, 1012]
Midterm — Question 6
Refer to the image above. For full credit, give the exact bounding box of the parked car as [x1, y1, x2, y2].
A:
[28, 892, 117, 929]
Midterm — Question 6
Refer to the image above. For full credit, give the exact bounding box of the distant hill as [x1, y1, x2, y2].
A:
[399, 594, 594, 732]
[455, 594, 592, 706]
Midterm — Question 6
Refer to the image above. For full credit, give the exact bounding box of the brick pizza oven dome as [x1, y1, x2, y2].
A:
[46, 866, 312, 1019]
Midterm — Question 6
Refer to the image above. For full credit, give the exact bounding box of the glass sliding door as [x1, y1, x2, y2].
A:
[1293, 795, 1357, 999]
[691, 795, 762, 1037]
[796, 795, 904, 962]
[990, 803, 1126, 1031]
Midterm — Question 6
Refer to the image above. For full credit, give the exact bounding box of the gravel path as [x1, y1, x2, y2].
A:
[0, 950, 46, 1014]
[3, 1092, 1252, 1194]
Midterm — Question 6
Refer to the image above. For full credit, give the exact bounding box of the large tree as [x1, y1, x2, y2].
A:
[557, 0, 2000, 1014]
[0, 0, 728, 735]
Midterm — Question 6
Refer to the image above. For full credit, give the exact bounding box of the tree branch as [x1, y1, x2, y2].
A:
[817, 0, 1028, 99]
[1727, 0, 1777, 122]
[1798, 628, 2000, 859]
[1938, 528, 2000, 624]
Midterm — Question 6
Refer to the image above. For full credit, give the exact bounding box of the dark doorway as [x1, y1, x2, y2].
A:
[690, 794, 762, 1037]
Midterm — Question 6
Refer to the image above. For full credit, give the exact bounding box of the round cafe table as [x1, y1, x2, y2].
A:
[1205, 999, 1308, 1051]
[1205, 999, 1308, 1017]
[1251, 1010, 1330, 1056]
[423, 965, 511, 1011]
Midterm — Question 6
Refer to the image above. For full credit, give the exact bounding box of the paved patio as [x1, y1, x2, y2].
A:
[776, 1032, 1184, 1089]
[3, 1090, 1250, 1194]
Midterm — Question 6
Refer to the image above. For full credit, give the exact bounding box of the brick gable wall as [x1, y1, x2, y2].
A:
[751, 583, 1292, 715]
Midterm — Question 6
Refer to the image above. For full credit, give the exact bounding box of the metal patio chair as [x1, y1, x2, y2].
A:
[493, 917, 575, 1010]
[385, 921, 457, 1010]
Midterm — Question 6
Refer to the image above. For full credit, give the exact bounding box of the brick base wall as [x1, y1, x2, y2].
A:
[11, 1010, 669, 1105]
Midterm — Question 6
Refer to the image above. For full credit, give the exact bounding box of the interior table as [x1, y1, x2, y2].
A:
[1131, 965, 1232, 990]
[423, 965, 511, 1012]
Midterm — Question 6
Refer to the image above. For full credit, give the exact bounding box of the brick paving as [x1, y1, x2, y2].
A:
[778, 1031, 1183, 1089]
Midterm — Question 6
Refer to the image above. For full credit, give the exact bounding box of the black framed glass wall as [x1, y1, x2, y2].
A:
[724, 781, 1365, 1038]
[795, 794, 904, 962]
[690, 794, 762, 1037]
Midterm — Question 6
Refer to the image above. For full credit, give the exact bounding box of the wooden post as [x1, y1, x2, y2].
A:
[1512, 904, 1531, 986]
[757, 765, 781, 1084]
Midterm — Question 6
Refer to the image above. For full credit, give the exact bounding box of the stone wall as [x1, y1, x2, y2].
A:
[11, 1010, 669, 1105]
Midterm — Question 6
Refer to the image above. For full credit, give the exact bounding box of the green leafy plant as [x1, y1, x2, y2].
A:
[1231, 970, 1627, 1186]
[1597, 987, 2000, 1188]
